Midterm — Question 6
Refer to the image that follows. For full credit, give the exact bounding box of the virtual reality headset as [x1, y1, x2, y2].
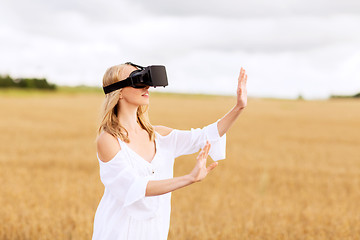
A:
[103, 62, 168, 94]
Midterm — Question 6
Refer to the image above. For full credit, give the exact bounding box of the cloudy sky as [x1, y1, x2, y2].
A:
[1, 0, 359, 99]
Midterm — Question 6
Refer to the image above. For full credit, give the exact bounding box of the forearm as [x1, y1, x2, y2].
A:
[145, 175, 195, 197]
[217, 105, 244, 137]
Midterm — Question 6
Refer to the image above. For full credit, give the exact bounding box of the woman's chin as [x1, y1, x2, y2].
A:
[140, 99, 150, 106]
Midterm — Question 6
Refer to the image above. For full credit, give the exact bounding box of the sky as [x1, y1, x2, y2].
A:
[0, 0, 359, 99]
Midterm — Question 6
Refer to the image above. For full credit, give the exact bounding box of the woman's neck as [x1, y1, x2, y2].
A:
[117, 102, 142, 133]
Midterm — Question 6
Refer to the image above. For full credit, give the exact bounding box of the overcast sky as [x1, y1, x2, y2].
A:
[1, 0, 359, 99]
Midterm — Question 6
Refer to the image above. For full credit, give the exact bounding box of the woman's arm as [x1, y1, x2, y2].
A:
[146, 142, 217, 196]
[217, 67, 248, 137]
[145, 175, 194, 196]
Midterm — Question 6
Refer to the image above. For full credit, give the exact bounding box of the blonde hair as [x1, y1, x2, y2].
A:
[97, 63, 155, 143]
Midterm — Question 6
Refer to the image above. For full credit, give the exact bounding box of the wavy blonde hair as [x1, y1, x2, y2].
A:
[97, 63, 155, 143]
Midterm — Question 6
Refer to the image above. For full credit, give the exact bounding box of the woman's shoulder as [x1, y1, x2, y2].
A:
[154, 125, 174, 137]
[96, 131, 121, 163]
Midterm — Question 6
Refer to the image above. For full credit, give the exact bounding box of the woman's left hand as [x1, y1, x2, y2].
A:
[188, 141, 218, 183]
[236, 67, 248, 110]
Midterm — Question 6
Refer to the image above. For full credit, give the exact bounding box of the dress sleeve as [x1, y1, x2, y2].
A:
[99, 152, 154, 208]
[168, 119, 226, 161]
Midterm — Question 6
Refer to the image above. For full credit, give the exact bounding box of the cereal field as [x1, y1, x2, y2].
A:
[0, 90, 359, 240]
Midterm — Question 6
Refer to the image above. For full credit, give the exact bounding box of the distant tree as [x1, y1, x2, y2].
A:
[10, 77, 57, 90]
[17, 78, 33, 88]
[0, 74, 57, 90]
[330, 92, 360, 99]
[0, 75, 17, 88]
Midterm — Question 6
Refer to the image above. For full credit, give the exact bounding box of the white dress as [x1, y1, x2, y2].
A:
[92, 120, 226, 240]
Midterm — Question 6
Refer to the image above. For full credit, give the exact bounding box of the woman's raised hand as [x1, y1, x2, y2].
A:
[188, 141, 218, 183]
[236, 67, 248, 110]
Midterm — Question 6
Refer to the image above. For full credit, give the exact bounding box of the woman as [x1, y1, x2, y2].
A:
[92, 62, 247, 240]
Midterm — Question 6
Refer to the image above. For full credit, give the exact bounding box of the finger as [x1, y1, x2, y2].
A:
[242, 70, 247, 83]
[203, 149, 209, 160]
[198, 141, 211, 160]
[203, 147, 210, 161]
[205, 140, 210, 149]
[200, 142, 208, 154]
[197, 148, 204, 160]
[207, 162, 218, 172]
[199, 149, 206, 161]
[239, 68, 244, 80]
[239, 69, 246, 86]
[204, 142, 211, 155]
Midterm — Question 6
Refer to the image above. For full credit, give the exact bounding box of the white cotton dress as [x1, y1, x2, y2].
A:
[92, 120, 226, 240]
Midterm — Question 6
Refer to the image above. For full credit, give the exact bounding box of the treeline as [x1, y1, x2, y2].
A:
[0, 74, 56, 90]
[330, 93, 360, 99]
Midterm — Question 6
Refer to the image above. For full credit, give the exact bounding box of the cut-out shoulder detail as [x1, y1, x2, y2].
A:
[96, 131, 121, 163]
[154, 125, 173, 137]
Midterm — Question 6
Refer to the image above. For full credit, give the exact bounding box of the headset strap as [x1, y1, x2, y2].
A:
[125, 62, 145, 69]
[103, 77, 133, 94]
[103, 62, 145, 94]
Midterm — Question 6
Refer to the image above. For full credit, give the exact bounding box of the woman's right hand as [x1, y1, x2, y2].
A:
[188, 141, 218, 183]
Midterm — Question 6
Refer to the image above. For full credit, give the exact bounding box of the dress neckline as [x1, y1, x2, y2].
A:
[119, 136, 158, 165]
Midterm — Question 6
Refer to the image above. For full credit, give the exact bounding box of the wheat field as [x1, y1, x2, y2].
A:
[0, 90, 359, 240]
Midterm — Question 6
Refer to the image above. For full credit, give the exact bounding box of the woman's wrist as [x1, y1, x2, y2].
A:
[234, 104, 245, 112]
[184, 174, 196, 184]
